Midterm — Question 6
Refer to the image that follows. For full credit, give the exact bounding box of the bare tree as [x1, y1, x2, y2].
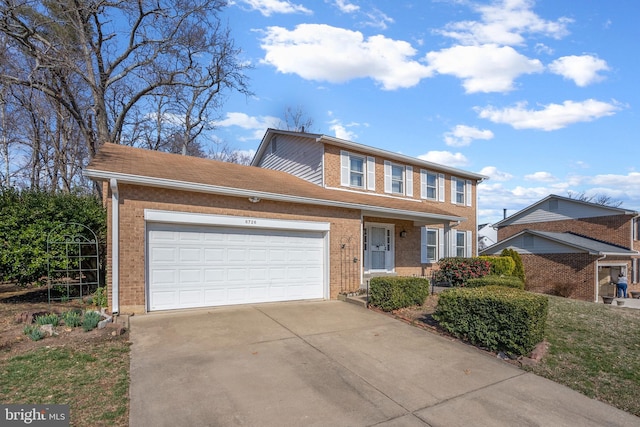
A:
[1, 0, 250, 189]
[566, 191, 623, 208]
[278, 106, 315, 133]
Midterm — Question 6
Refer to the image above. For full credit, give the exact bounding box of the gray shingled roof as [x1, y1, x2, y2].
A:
[525, 230, 636, 255]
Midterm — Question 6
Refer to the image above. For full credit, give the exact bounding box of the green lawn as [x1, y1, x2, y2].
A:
[0, 340, 130, 426]
[521, 296, 640, 416]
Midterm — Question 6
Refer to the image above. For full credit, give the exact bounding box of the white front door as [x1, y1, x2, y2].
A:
[364, 223, 394, 272]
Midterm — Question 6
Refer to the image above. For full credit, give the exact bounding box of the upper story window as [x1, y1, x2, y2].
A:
[340, 150, 375, 190]
[391, 164, 404, 194]
[349, 155, 365, 187]
[384, 161, 413, 197]
[420, 170, 445, 202]
[634, 218, 640, 241]
[451, 176, 472, 207]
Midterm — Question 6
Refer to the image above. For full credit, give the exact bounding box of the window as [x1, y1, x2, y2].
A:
[421, 228, 439, 263]
[340, 151, 375, 190]
[451, 177, 472, 206]
[421, 170, 444, 201]
[634, 218, 640, 241]
[455, 231, 466, 257]
[350, 155, 364, 188]
[391, 164, 404, 194]
[384, 161, 413, 196]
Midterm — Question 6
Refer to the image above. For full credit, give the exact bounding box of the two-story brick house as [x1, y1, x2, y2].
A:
[84, 128, 486, 313]
[481, 194, 639, 302]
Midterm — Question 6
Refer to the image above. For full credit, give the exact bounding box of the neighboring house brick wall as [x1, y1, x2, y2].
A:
[522, 253, 598, 301]
[498, 215, 634, 248]
[105, 184, 362, 313]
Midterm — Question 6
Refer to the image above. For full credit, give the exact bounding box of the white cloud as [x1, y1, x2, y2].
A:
[260, 24, 432, 90]
[236, 0, 311, 16]
[524, 171, 556, 182]
[328, 118, 361, 141]
[479, 166, 513, 182]
[437, 0, 572, 46]
[425, 44, 543, 93]
[214, 112, 281, 140]
[444, 124, 494, 147]
[476, 99, 621, 130]
[548, 55, 610, 87]
[334, 0, 359, 13]
[418, 151, 469, 167]
[362, 8, 394, 30]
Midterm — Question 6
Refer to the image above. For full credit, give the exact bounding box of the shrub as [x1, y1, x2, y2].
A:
[478, 256, 515, 276]
[23, 325, 45, 341]
[501, 249, 525, 284]
[82, 311, 102, 332]
[62, 310, 83, 327]
[432, 257, 491, 287]
[93, 287, 108, 307]
[465, 275, 524, 289]
[369, 276, 429, 312]
[433, 286, 548, 356]
[0, 188, 106, 286]
[35, 313, 60, 326]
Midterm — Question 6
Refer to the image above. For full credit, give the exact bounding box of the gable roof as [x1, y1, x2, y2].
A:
[494, 194, 638, 228]
[84, 143, 466, 224]
[481, 229, 638, 256]
[252, 128, 488, 182]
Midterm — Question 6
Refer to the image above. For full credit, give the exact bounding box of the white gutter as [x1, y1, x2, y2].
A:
[109, 178, 119, 314]
[84, 169, 466, 224]
[595, 254, 608, 303]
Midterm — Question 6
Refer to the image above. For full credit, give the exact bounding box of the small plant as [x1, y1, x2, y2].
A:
[82, 311, 102, 332]
[23, 325, 45, 341]
[62, 310, 82, 327]
[93, 286, 107, 308]
[35, 313, 60, 327]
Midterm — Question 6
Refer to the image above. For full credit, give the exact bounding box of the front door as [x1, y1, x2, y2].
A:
[364, 223, 394, 272]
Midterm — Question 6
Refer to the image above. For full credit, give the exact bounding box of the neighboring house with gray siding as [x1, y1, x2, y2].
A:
[481, 194, 639, 302]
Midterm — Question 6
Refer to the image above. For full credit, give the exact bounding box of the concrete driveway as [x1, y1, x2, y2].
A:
[129, 301, 638, 426]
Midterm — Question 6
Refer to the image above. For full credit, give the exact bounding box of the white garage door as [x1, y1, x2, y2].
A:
[147, 223, 326, 311]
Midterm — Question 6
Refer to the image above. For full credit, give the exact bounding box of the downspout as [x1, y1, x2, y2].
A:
[110, 178, 120, 314]
[595, 253, 607, 303]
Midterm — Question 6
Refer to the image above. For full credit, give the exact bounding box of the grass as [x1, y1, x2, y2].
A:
[0, 340, 130, 426]
[522, 296, 640, 416]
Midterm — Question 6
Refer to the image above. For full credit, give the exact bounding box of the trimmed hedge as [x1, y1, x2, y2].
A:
[369, 276, 429, 312]
[465, 275, 524, 289]
[433, 286, 548, 356]
[478, 256, 515, 276]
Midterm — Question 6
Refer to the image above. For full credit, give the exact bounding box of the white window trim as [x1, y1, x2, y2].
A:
[384, 161, 412, 196]
[421, 227, 444, 263]
[449, 229, 473, 257]
[450, 177, 473, 207]
[341, 150, 375, 190]
[421, 170, 444, 202]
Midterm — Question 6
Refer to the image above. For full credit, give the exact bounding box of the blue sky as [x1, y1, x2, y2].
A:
[212, 0, 639, 224]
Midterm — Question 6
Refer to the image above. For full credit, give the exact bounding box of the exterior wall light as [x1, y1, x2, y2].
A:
[399, 230, 407, 238]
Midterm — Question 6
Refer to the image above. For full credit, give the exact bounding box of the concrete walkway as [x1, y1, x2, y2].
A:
[129, 301, 639, 426]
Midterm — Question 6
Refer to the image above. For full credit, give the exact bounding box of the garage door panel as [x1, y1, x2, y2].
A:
[147, 223, 325, 311]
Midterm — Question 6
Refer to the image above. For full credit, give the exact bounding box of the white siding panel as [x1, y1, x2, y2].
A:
[509, 198, 626, 225]
[257, 135, 324, 185]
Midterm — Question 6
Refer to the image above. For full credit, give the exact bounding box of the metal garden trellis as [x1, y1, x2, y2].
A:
[46, 222, 100, 304]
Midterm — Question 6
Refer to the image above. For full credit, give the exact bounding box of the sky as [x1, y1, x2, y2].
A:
[212, 0, 640, 225]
